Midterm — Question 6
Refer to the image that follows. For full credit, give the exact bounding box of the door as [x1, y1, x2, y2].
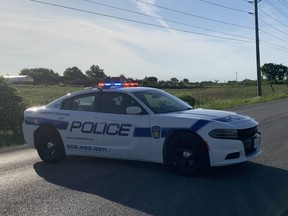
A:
[96, 91, 151, 160]
[59, 93, 105, 155]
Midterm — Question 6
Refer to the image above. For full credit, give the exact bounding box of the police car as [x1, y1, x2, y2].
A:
[22, 83, 261, 176]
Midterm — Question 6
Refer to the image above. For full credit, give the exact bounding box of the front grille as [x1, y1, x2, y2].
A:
[239, 126, 259, 156]
[238, 126, 259, 139]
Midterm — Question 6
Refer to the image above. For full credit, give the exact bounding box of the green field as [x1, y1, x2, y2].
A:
[14, 83, 288, 109]
[168, 84, 288, 109]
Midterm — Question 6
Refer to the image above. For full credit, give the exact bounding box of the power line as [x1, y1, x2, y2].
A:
[198, 0, 288, 43]
[258, 17, 288, 37]
[199, 0, 250, 13]
[264, 0, 288, 19]
[259, 41, 288, 50]
[260, 29, 288, 44]
[199, 0, 288, 46]
[277, 0, 288, 8]
[254, 1, 288, 45]
[135, 0, 254, 29]
[85, 0, 255, 42]
[29, 0, 288, 53]
[259, 7, 288, 28]
[89, 0, 288, 51]
[29, 0, 255, 43]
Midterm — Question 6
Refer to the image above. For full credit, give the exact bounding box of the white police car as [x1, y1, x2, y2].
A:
[23, 83, 261, 176]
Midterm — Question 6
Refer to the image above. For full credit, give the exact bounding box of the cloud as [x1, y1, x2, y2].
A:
[133, 0, 169, 28]
[0, 0, 258, 82]
[0, 11, 256, 81]
[134, 0, 157, 15]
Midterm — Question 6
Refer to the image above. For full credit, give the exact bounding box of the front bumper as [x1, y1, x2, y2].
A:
[208, 132, 262, 167]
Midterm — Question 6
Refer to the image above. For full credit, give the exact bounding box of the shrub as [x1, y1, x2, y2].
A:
[0, 77, 26, 134]
[178, 94, 197, 107]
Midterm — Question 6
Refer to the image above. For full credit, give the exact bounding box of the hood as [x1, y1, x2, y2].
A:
[170, 108, 253, 124]
[25, 106, 45, 111]
[26, 106, 46, 110]
[24, 106, 46, 114]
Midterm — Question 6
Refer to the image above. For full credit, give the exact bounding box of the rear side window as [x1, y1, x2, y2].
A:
[61, 93, 98, 112]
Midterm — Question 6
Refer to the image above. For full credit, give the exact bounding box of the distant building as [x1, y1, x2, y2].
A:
[4, 75, 34, 84]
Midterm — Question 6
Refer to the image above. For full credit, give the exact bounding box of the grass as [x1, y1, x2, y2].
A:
[15, 83, 288, 109]
[0, 131, 25, 148]
[16, 84, 84, 107]
[167, 84, 288, 109]
[1, 83, 287, 148]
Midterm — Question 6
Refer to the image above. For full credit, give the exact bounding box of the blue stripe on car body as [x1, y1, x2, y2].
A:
[190, 119, 211, 131]
[133, 128, 152, 137]
[133, 120, 211, 138]
[24, 117, 69, 130]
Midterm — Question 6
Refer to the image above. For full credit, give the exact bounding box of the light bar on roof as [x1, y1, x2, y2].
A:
[98, 82, 138, 89]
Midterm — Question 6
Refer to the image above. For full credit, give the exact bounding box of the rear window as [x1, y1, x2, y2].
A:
[61, 93, 98, 112]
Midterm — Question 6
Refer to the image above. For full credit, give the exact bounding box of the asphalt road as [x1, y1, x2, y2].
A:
[1, 99, 288, 216]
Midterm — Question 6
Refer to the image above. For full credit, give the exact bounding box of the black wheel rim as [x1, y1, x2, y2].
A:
[175, 143, 198, 168]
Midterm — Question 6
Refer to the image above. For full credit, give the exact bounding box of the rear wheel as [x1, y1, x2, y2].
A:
[168, 133, 209, 176]
[35, 128, 66, 163]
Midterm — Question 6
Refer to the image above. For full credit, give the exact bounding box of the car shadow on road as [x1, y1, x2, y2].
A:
[33, 156, 288, 216]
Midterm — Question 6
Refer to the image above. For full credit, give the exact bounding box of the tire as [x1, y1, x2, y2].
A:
[168, 133, 209, 176]
[35, 128, 66, 163]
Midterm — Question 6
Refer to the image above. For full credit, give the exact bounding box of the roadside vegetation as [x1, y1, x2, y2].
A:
[168, 82, 288, 109]
[15, 82, 288, 109]
[0, 77, 26, 148]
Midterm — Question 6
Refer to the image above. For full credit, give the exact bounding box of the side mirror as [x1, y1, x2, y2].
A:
[126, 106, 142, 115]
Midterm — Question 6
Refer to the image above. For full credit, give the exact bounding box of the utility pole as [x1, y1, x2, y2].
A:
[254, 0, 262, 96]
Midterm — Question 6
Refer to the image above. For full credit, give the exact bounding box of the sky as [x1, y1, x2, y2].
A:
[1, 0, 288, 82]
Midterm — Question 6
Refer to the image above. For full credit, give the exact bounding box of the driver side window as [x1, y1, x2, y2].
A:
[101, 92, 141, 114]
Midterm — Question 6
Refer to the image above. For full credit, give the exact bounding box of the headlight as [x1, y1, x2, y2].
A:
[209, 129, 238, 139]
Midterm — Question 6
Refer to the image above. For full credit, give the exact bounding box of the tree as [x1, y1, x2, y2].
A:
[20, 68, 60, 84]
[142, 76, 158, 87]
[85, 65, 106, 82]
[62, 67, 90, 85]
[0, 77, 26, 134]
[158, 80, 167, 88]
[147, 76, 158, 83]
[170, 77, 179, 88]
[171, 77, 179, 83]
[63, 67, 86, 81]
[261, 63, 288, 81]
[183, 78, 189, 84]
[63, 67, 85, 79]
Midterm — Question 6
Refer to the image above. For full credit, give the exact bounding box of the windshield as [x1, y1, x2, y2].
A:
[133, 90, 192, 114]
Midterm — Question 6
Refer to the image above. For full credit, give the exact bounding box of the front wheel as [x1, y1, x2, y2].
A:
[35, 128, 66, 163]
[168, 133, 209, 176]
